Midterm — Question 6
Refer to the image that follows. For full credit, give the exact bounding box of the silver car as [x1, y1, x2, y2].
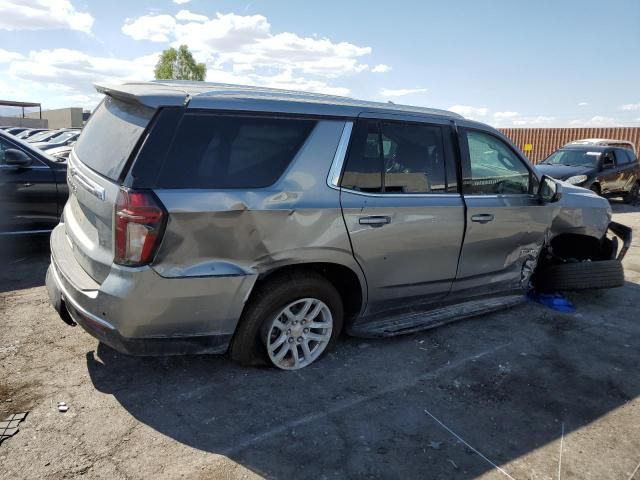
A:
[46, 81, 632, 370]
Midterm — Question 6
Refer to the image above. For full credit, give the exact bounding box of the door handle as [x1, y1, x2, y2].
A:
[21, 183, 33, 188]
[359, 216, 391, 227]
[471, 214, 494, 224]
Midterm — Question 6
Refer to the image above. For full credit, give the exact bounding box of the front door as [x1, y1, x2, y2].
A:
[451, 127, 552, 298]
[340, 117, 465, 315]
[599, 150, 625, 194]
[0, 137, 58, 235]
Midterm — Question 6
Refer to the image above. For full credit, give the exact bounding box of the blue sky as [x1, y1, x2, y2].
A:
[0, 0, 638, 127]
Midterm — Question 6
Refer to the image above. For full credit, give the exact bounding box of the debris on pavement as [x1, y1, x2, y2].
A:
[0, 412, 28, 445]
[428, 441, 442, 450]
[57, 402, 68, 413]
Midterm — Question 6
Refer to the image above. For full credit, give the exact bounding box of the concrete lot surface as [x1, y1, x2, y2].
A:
[1, 202, 639, 480]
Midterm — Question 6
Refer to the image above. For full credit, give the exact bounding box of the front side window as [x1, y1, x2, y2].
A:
[463, 130, 531, 195]
[341, 119, 451, 194]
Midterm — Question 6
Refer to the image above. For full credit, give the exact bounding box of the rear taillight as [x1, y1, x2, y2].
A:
[114, 188, 166, 266]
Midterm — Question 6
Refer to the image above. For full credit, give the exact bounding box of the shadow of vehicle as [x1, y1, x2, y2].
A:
[0, 235, 50, 293]
[86, 282, 640, 478]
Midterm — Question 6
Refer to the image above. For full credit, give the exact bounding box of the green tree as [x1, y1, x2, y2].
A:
[154, 45, 206, 81]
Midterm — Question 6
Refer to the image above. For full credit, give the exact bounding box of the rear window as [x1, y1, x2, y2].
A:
[156, 114, 316, 189]
[74, 97, 154, 181]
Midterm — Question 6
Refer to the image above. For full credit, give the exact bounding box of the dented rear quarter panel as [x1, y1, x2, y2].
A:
[151, 120, 366, 307]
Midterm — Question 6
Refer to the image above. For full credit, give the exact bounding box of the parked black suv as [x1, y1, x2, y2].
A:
[537, 145, 640, 203]
[0, 129, 68, 236]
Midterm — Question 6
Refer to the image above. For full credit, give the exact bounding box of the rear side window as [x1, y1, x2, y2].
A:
[341, 119, 452, 194]
[156, 114, 316, 189]
[74, 97, 154, 181]
[619, 149, 636, 164]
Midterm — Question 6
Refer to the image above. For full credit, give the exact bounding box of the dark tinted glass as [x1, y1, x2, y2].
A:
[380, 122, 447, 193]
[156, 114, 315, 189]
[75, 97, 154, 181]
[341, 120, 451, 194]
[341, 120, 383, 193]
[620, 149, 636, 164]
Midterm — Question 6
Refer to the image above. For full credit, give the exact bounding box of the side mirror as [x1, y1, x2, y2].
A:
[602, 160, 614, 170]
[4, 149, 33, 168]
[538, 175, 562, 204]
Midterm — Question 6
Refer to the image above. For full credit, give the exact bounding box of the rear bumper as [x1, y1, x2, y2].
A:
[46, 260, 233, 355]
[46, 224, 257, 356]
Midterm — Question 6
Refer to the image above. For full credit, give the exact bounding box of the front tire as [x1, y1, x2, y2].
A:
[536, 260, 625, 291]
[229, 271, 343, 370]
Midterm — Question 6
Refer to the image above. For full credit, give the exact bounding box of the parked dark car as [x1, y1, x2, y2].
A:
[27, 129, 70, 144]
[5, 127, 30, 136]
[14, 128, 50, 140]
[0, 129, 68, 236]
[537, 145, 640, 203]
[32, 130, 80, 151]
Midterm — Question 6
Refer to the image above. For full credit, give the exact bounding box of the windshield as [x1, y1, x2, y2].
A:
[542, 150, 600, 167]
[49, 131, 77, 143]
[27, 130, 56, 142]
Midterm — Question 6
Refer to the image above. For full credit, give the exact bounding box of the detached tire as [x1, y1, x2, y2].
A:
[537, 260, 625, 291]
[229, 271, 343, 369]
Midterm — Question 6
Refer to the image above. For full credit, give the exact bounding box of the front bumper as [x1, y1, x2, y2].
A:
[609, 221, 632, 260]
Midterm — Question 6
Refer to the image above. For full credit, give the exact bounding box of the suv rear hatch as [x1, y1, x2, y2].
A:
[64, 96, 155, 283]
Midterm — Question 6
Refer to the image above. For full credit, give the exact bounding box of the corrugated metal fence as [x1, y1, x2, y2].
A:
[499, 127, 640, 164]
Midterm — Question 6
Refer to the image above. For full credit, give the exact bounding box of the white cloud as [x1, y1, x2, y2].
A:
[122, 14, 176, 42]
[620, 103, 640, 111]
[380, 88, 427, 97]
[578, 101, 588, 106]
[569, 116, 617, 127]
[0, 0, 94, 33]
[3, 48, 158, 108]
[0, 48, 23, 63]
[173, 0, 190, 4]
[121, 11, 373, 79]
[493, 111, 519, 119]
[372, 64, 391, 73]
[448, 105, 489, 119]
[175, 10, 208, 22]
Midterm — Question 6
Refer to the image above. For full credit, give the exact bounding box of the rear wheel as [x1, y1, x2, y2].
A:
[229, 271, 343, 370]
[623, 182, 639, 204]
[536, 260, 624, 291]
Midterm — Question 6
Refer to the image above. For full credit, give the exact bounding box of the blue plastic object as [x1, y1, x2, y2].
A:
[527, 291, 576, 313]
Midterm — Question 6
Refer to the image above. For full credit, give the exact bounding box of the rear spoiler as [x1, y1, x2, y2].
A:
[94, 82, 189, 109]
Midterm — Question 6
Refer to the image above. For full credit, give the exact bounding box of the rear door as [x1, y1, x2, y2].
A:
[0, 135, 58, 235]
[452, 126, 551, 298]
[339, 116, 465, 315]
[63, 97, 155, 282]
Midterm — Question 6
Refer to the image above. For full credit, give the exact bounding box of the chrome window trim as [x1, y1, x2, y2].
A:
[0, 229, 53, 235]
[339, 188, 461, 199]
[0, 164, 49, 170]
[326, 121, 353, 190]
[463, 194, 538, 200]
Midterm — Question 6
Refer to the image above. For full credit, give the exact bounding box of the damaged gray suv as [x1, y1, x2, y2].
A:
[46, 81, 632, 370]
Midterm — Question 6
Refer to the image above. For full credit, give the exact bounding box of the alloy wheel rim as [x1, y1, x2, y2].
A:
[265, 298, 333, 370]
